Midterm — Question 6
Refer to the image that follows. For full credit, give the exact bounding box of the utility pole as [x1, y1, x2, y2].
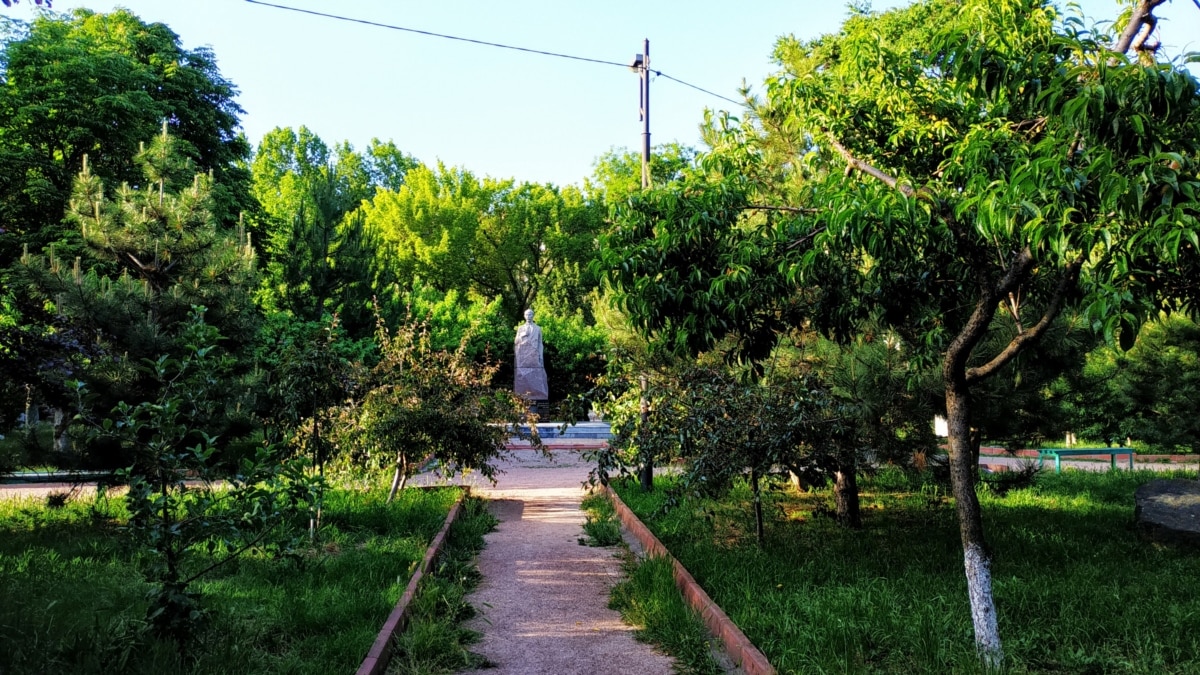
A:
[631, 39, 653, 491]
[631, 39, 651, 189]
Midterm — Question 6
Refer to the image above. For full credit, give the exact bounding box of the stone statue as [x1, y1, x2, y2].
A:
[514, 308, 549, 400]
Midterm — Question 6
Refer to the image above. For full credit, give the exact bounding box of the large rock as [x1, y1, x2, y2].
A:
[1134, 479, 1200, 546]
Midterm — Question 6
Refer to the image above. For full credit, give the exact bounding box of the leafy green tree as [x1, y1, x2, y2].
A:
[87, 310, 318, 648]
[0, 8, 251, 270]
[335, 314, 532, 502]
[14, 127, 259, 464]
[968, 313, 1097, 453]
[1068, 313, 1200, 451]
[585, 143, 696, 204]
[603, 0, 1200, 665]
[364, 163, 485, 304]
[251, 126, 414, 337]
[271, 316, 356, 536]
[788, 328, 939, 525]
[364, 163, 604, 325]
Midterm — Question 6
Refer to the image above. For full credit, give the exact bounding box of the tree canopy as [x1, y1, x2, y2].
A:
[601, 0, 1200, 665]
[0, 9, 251, 269]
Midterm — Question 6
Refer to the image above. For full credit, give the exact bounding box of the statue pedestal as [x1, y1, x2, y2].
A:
[528, 399, 550, 419]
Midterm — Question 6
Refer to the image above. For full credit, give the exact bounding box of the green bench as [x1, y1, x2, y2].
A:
[1037, 447, 1135, 473]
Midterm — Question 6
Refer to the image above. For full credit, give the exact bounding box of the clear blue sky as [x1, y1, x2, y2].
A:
[5, 0, 1199, 187]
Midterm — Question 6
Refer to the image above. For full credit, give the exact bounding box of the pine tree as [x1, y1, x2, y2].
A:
[15, 124, 259, 466]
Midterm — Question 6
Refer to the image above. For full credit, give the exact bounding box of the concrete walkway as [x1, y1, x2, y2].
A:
[414, 448, 676, 675]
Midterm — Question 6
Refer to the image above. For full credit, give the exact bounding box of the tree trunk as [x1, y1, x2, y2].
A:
[386, 453, 409, 503]
[309, 415, 323, 539]
[638, 375, 653, 492]
[834, 454, 862, 529]
[946, 377, 1003, 669]
[51, 408, 71, 454]
[639, 459, 654, 492]
[750, 467, 765, 547]
[24, 386, 39, 427]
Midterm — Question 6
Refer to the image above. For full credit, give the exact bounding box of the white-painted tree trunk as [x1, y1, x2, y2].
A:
[964, 542, 1003, 669]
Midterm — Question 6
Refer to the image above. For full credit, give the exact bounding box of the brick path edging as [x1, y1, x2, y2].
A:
[356, 490, 467, 675]
[603, 485, 776, 675]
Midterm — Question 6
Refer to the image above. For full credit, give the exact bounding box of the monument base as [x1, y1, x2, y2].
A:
[528, 399, 550, 420]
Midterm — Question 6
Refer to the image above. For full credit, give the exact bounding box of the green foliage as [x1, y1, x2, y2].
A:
[0, 485, 462, 674]
[616, 469, 1200, 673]
[608, 554, 721, 675]
[13, 128, 260, 466]
[534, 308, 608, 415]
[578, 492, 622, 547]
[0, 8, 252, 270]
[364, 163, 605, 325]
[251, 126, 415, 338]
[594, 356, 841, 537]
[1067, 313, 1200, 452]
[585, 143, 697, 203]
[87, 309, 320, 646]
[387, 496, 497, 674]
[603, 1, 1200, 658]
[399, 280, 512, 362]
[334, 314, 531, 500]
[791, 328, 939, 466]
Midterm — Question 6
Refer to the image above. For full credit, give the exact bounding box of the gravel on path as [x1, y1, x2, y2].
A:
[414, 448, 676, 675]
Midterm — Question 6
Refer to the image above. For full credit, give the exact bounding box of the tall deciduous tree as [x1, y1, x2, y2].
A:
[0, 8, 251, 269]
[604, 0, 1200, 666]
[364, 163, 603, 325]
[251, 126, 415, 336]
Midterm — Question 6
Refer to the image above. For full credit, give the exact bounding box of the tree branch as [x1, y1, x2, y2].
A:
[787, 225, 827, 250]
[827, 134, 915, 198]
[742, 204, 820, 215]
[943, 247, 1035, 380]
[1113, 0, 1168, 54]
[965, 255, 1085, 385]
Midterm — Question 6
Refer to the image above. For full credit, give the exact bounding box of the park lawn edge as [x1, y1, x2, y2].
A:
[357, 488, 468, 675]
[603, 485, 776, 675]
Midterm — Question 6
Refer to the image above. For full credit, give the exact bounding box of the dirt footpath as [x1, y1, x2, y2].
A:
[415, 448, 676, 675]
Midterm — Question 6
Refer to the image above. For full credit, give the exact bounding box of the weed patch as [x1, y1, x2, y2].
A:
[579, 491, 622, 547]
[385, 495, 497, 674]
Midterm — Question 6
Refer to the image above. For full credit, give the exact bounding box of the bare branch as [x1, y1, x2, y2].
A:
[787, 225, 827, 250]
[1005, 291, 1024, 333]
[1113, 0, 1168, 54]
[826, 135, 916, 198]
[743, 204, 820, 215]
[965, 255, 1085, 385]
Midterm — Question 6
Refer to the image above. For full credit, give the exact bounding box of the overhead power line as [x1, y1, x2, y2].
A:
[243, 0, 743, 107]
[654, 72, 740, 106]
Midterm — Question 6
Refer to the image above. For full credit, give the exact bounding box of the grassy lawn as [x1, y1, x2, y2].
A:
[614, 468, 1200, 674]
[0, 485, 462, 674]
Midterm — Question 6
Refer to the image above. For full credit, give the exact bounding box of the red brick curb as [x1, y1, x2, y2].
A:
[356, 490, 467, 675]
[604, 486, 776, 675]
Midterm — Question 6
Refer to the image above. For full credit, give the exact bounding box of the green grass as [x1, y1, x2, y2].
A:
[580, 490, 721, 673]
[614, 468, 1200, 674]
[0, 485, 461, 674]
[579, 491, 623, 547]
[609, 554, 722, 675]
[386, 495, 497, 674]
